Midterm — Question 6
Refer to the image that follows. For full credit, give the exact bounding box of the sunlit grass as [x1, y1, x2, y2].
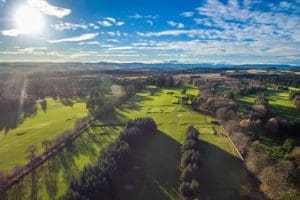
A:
[236, 90, 300, 122]
[8, 86, 251, 199]
[0, 99, 88, 172]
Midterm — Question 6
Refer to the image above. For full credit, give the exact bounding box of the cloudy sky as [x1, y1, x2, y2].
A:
[0, 0, 299, 65]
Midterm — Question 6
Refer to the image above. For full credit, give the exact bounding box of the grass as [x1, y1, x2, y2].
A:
[8, 120, 122, 200]
[114, 86, 252, 199]
[8, 85, 253, 199]
[0, 99, 88, 172]
[236, 89, 300, 122]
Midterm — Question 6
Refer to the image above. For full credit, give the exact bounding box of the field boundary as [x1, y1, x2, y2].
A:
[0, 90, 139, 197]
[0, 118, 94, 196]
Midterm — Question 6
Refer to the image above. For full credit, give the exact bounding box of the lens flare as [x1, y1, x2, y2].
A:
[14, 5, 45, 35]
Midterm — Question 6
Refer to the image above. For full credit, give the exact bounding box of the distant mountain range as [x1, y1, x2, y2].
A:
[0, 62, 299, 73]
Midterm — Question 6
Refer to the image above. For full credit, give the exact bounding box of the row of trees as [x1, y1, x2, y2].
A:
[62, 118, 157, 200]
[27, 77, 103, 100]
[179, 126, 201, 200]
[234, 86, 266, 96]
[228, 73, 300, 87]
[86, 78, 148, 117]
[147, 75, 175, 87]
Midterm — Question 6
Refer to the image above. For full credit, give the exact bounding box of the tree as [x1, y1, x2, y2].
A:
[258, 160, 295, 200]
[165, 76, 174, 87]
[255, 94, 268, 107]
[40, 99, 47, 112]
[86, 87, 105, 116]
[216, 107, 235, 122]
[26, 145, 37, 161]
[293, 95, 300, 110]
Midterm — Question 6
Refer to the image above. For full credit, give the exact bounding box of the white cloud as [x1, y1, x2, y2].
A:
[27, 0, 71, 18]
[194, 18, 213, 26]
[52, 22, 89, 31]
[107, 39, 120, 43]
[89, 23, 99, 29]
[146, 20, 154, 26]
[106, 46, 135, 51]
[98, 17, 125, 27]
[104, 17, 117, 23]
[137, 29, 203, 37]
[101, 31, 127, 37]
[98, 20, 113, 27]
[48, 33, 99, 43]
[180, 11, 194, 17]
[18, 47, 48, 52]
[167, 21, 184, 29]
[101, 44, 115, 48]
[177, 23, 184, 29]
[78, 41, 101, 45]
[116, 21, 125, 26]
[1, 29, 23, 37]
[107, 31, 121, 37]
[129, 13, 159, 19]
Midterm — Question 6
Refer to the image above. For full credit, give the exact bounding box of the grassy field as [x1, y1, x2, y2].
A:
[8, 85, 254, 199]
[236, 89, 300, 122]
[114, 86, 253, 199]
[0, 99, 88, 172]
[8, 121, 122, 200]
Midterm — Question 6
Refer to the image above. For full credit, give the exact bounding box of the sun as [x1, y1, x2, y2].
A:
[14, 5, 45, 35]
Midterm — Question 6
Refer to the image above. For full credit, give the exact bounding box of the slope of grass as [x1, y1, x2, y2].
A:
[8, 86, 253, 199]
[8, 119, 122, 200]
[115, 86, 252, 199]
[0, 99, 88, 172]
[236, 90, 300, 122]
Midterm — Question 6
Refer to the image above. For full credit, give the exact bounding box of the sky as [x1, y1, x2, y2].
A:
[0, 0, 299, 65]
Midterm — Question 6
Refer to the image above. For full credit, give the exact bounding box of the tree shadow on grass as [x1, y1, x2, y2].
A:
[117, 94, 153, 112]
[114, 130, 183, 200]
[58, 130, 117, 182]
[198, 140, 267, 200]
[115, 131, 267, 200]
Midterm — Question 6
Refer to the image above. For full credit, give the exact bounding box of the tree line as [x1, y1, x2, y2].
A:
[61, 118, 157, 200]
[180, 126, 201, 200]
[228, 73, 300, 88]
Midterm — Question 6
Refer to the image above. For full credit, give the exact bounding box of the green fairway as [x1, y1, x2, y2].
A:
[0, 99, 88, 172]
[237, 90, 300, 122]
[7, 86, 253, 199]
[114, 86, 252, 199]
[8, 120, 122, 200]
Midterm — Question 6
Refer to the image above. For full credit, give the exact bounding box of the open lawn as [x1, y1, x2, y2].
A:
[0, 99, 88, 172]
[237, 89, 300, 122]
[115, 86, 253, 199]
[8, 86, 254, 199]
[8, 119, 122, 200]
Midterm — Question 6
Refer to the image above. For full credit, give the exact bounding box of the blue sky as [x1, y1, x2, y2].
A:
[0, 0, 299, 65]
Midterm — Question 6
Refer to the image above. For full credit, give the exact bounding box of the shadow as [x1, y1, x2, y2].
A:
[114, 131, 267, 200]
[198, 140, 267, 200]
[7, 120, 121, 199]
[114, 130, 184, 200]
[117, 93, 152, 112]
[0, 103, 37, 134]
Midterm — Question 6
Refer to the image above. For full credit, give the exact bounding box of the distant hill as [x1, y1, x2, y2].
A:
[0, 62, 299, 73]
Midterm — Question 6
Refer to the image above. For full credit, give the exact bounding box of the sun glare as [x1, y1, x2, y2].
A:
[14, 5, 45, 35]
